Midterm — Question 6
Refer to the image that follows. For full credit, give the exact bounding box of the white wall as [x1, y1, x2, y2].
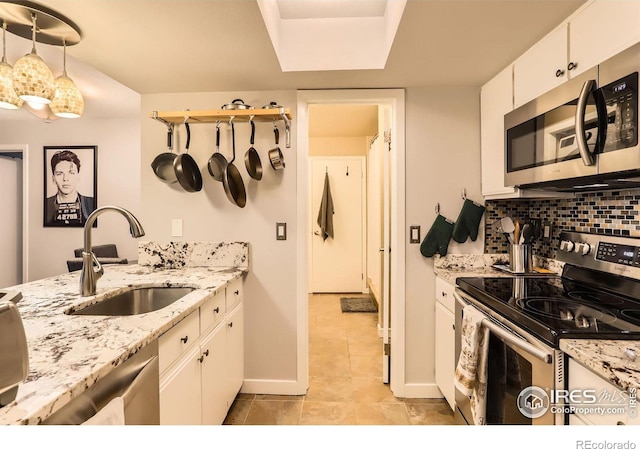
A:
[309, 136, 368, 156]
[0, 117, 141, 282]
[141, 90, 298, 388]
[404, 87, 483, 388]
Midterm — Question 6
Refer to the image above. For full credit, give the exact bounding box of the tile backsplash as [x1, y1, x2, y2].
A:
[484, 188, 640, 258]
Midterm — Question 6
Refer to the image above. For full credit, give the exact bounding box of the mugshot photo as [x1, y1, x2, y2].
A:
[43, 146, 97, 228]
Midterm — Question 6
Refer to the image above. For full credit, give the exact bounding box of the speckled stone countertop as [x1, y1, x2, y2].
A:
[0, 241, 248, 425]
[434, 253, 640, 393]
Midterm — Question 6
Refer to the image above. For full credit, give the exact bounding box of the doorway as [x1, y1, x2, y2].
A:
[296, 89, 406, 396]
[0, 144, 29, 287]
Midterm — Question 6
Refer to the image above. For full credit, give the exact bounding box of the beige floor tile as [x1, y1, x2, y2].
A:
[309, 353, 352, 377]
[309, 337, 350, 357]
[354, 402, 410, 425]
[300, 401, 357, 425]
[223, 398, 252, 425]
[254, 394, 304, 401]
[244, 400, 303, 425]
[350, 354, 382, 377]
[305, 376, 353, 402]
[351, 377, 399, 403]
[309, 326, 348, 341]
[347, 339, 380, 357]
[405, 402, 455, 425]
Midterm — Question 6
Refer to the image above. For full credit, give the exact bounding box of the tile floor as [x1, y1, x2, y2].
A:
[223, 293, 454, 425]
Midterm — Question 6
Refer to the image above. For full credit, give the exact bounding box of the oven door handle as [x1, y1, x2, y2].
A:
[454, 291, 552, 364]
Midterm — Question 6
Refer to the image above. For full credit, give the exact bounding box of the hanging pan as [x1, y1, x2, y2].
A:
[151, 113, 178, 183]
[173, 121, 203, 192]
[207, 122, 227, 181]
[222, 120, 247, 208]
[268, 124, 285, 170]
[244, 118, 263, 180]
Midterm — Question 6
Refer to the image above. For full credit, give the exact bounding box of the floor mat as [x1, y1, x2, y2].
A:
[340, 296, 378, 313]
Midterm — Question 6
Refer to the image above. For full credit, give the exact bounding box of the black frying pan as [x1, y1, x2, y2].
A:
[173, 122, 203, 192]
[222, 122, 247, 208]
[151, 123, 178, 183]
[207, 122, 227, 182]
[244, 119, 262, 180]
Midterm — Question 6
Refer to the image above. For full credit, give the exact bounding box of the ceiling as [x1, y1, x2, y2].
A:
[0, 0, 586, 121]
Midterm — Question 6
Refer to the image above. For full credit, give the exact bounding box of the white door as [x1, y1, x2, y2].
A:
[381, 125, 392, 383]
[310, 157, 365, 293]
[0, 154, 22, 288]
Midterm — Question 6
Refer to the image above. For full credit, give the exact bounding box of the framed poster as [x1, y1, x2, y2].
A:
[43, 146, 97, 227]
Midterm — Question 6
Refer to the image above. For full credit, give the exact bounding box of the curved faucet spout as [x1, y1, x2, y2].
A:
[80, 206, 145, 296]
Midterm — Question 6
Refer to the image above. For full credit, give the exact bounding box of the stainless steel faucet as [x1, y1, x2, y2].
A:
[80, 206, 145, 296]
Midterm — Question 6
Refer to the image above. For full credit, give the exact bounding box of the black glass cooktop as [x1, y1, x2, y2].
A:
[456, 275, 640, 347]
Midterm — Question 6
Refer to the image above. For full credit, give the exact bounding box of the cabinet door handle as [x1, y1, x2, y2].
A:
[214, 307, 220, 314]
[555, 69, 565, 77]
[198, 355, 205, 363]
[203, 349, 209, 357]
[234, 290, 239, 295]
[567, 61, 577, 71]
[228, 322, 233, 328]
[442, 291, 447, 297]
[180, 336, 188, 344]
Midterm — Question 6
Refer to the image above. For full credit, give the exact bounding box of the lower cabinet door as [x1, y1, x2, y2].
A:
[435, 301, 455, 410]
[159, 345, 202, 425]
[200, 323, 228, 425]
[225, 303, 244, 407]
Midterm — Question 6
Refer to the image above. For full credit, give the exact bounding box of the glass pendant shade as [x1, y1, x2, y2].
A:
[50, 74, 84, 118]
[0, 60, 23, 109]
[12, 50, 56, 104]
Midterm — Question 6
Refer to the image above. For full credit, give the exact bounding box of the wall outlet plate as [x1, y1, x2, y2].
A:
[542, 221, 553, 241]
[276, 222, 287, 240]
[410, 225, 421, 244]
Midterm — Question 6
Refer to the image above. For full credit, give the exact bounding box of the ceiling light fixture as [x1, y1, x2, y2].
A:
[0, 0, 83, 118]
[0, 21, 22, 109]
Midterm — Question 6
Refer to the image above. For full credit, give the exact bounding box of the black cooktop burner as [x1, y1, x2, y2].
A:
[455, 273, 640, 347]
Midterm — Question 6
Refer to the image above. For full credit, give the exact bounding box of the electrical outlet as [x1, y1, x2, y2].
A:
[410, 225, 421, 243]
[276, 222, 287, 240]
[542, 222, 553, 241]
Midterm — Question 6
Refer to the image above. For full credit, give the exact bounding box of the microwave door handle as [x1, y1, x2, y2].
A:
[575, 79, 597, 166]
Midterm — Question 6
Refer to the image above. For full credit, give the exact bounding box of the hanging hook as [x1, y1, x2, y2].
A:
[461, 188, 467, 200]
[435, 203, 440, 215]
[346, 165, 349, 176]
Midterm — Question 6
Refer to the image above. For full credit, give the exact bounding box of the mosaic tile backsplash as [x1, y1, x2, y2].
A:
[484, 188, 640, 259]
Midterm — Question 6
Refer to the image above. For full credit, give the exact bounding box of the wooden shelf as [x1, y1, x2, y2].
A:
[150, 108, 293, 125]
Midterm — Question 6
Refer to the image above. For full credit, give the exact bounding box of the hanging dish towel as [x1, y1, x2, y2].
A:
[317, 171, 335, 241]
[420, 214, 454, 257]
[454, 304, 490, 425]
[81, 397, 125, 425]
[452, 199, 486, 243]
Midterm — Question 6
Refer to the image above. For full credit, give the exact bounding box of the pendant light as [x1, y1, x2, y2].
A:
[12, 13, 55, 105]
[50, 39, 84, 118]
[0, 22, 23, 109]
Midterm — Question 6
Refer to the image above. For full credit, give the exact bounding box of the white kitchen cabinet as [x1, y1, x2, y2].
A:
[514, 0, 640, 108]
[158, 280, 245, 425]
[568, 358, 635, 425]
[434, 276, 455, 410]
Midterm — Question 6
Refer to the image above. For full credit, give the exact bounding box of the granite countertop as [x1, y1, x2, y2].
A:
[0, 241, 248, 425]
[434, 253, 640, 393]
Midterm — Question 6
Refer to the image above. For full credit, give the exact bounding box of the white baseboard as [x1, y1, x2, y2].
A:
[240, 378, 308, 396]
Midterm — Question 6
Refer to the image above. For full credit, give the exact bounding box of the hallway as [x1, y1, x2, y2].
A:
[224, 293, 454, 425]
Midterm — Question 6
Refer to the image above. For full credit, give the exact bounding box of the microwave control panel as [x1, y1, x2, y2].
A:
[602, 72, 638, 150]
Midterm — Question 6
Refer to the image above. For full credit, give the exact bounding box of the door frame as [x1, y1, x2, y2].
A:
[0, 144, 29, 284]
[308, 156, 367, 294]
[296, 89, 406, 397]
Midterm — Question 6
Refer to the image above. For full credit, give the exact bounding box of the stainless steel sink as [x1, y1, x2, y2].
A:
[71, 287, 194, 316]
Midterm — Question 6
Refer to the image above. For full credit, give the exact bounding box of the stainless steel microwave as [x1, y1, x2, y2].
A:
[505, 43, 640, 191]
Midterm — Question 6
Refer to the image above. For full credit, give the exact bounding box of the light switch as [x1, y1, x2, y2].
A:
[171, 219, 183, 237]
[276, 222, 287, 240]
[410, 225, 421, 244]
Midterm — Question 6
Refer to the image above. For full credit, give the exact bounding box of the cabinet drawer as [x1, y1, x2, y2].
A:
[200, 289, 225, 335]
[226, 278, 243, 310]
[159, 310, 200, 373]
[435, 276, 455, 313]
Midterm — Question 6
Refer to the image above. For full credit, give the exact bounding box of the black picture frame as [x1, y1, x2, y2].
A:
[43, 145, 98, 228]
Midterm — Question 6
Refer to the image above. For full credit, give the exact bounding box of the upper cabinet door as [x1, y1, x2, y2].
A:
[569, 0, 640, 79]
[513, 24, 568, 108]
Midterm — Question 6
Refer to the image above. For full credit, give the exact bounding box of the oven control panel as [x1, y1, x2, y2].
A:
[558, 231, 640, 279]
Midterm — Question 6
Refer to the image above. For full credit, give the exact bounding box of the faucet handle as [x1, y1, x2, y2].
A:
[91, 253, 104, 280]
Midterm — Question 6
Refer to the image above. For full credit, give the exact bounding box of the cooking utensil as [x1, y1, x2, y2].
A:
[268, 125, 285, 170]
[514, 220, 521, 244]
[262, 101, 282, 109]
[173, 122, 203, 192]
[222, 121, 247, 208]
[521, 223, 534, 244]
[221, 99, 253, 110]
[151, 120, 178, 183]
[244, 119, 262, 180]
[207, 122, 227, 182]
[500, 217, 515, 243]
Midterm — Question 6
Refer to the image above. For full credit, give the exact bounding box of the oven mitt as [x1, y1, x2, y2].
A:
[420, 214, 454, 257]
[452, 199, 486, 243]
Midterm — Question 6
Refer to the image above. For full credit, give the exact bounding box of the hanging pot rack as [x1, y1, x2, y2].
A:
[150, 107, 292, 148]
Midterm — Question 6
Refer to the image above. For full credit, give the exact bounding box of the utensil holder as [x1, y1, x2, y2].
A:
[509, 244, 532, 273]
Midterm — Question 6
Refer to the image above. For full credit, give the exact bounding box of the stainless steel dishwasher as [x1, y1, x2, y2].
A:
[42, 341, 159, 425]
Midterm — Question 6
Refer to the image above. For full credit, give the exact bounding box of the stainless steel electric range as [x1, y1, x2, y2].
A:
[454, 231, 640, 425]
